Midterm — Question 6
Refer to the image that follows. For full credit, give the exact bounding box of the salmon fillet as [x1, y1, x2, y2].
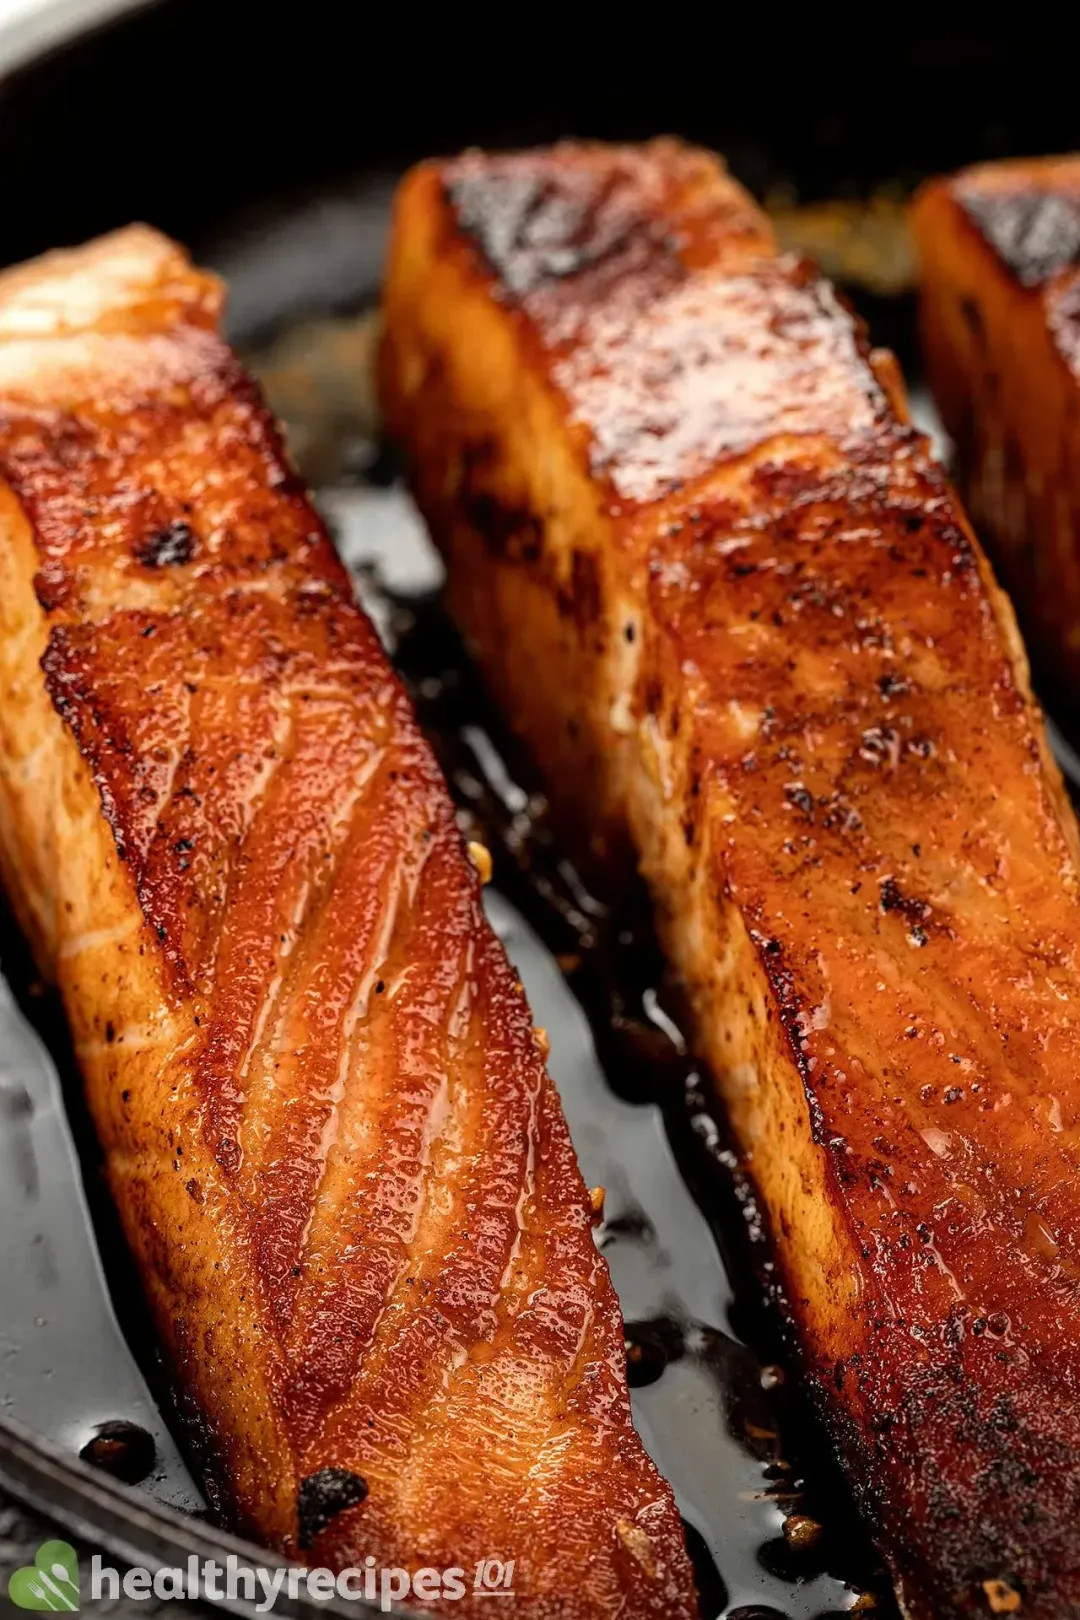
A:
[380, 139, 1080, 1619]
[912, 156, 1080, 709]
[0, 225, 696, 1619]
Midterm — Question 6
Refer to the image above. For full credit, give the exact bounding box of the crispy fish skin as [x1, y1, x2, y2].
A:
[380, 140, 1080, 1619]
[0, 226, 696, 1619]
[912, 156, 1080, 707]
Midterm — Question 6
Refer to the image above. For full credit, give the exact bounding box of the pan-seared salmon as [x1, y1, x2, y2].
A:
[912, 156, 1080, 708]
[380, 139, 1080, 1619]
[0, 226, 696, 1619]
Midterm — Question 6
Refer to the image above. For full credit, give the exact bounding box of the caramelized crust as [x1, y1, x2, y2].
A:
[381, 140, 1080, 1619]
[0, 226, 696, 1618]
[912, 156, 1080, 708]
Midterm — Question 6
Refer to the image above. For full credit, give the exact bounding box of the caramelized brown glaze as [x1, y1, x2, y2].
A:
[381, 140, 1080, 1619]
[912, 156, 1080, 707]
[0, 226, 696, 1619]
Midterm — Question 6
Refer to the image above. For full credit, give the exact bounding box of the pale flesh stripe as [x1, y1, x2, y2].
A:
[284, 829, 482, 1446]
[298, 942, 477, 1412]
[210, 702, 386, 1085]
[241, 769, 433, 1333]
[315, 931, 552, 1481]
[228, 735, 424, 1196]
[289, 831, 455, 1297]
[196, 691, 387, 1155]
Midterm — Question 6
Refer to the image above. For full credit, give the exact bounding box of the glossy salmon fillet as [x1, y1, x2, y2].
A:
[0, 226, 696, 1619]
[912, 156, 1080, 708]
[380, 140, 1080, 1619]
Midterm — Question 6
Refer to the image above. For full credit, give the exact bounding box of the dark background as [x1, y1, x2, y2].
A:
[1, 11, 1080, 276]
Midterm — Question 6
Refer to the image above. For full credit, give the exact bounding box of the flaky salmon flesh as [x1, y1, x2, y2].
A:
[912, 156, 1080, 712]
[0, 226, 697, 1619]
[380, 139, 1080, 1619]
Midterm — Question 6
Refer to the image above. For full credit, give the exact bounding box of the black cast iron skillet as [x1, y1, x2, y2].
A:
[0, 11, 1078, 1618]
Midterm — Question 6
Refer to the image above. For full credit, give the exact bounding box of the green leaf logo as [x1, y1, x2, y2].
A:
[7, 1541, 80, 1610]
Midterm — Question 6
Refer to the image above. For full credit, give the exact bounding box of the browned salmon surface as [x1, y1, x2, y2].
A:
[380, 139, 1080, 1619]
[0, 225, 696, 1619]
[912, 155, 1080, 708]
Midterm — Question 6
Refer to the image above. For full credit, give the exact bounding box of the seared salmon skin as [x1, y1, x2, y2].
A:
[912, 156, 1080, 707]
[0, 226, 696, 1619]
[380, 139, 1080, 1619]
